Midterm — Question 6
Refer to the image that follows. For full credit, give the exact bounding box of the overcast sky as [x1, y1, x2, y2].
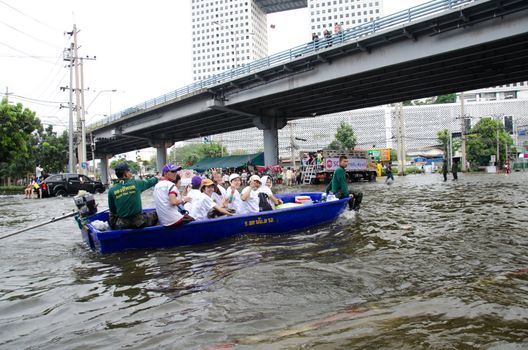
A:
[0, 0, 427, 131]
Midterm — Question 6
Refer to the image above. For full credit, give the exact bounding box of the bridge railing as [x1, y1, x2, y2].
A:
[89, 0, 474, 130]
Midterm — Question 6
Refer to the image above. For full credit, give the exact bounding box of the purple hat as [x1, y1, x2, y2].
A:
[191, 175, 202, 188]
[162, 163, 182, 175]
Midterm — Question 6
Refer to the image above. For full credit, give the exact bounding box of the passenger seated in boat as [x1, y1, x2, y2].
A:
[224, 173, 244, 214]
[241, 175, 261, 214]
[153, 163, 194, 227]
[183, 176, 203, 213]
[211, 170, 227, 206]
[258, 176, 283, 211]
[108, 162, 159, 229]
[190, 179, 234, 220]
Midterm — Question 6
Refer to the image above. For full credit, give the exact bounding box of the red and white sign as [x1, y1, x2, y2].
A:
[324, 157, 368, 171]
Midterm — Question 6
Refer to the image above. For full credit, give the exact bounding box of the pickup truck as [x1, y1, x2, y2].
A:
[44, 173, 106, 197]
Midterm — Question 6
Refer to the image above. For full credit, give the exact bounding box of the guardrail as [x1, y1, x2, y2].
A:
[88, 0, 474, 130]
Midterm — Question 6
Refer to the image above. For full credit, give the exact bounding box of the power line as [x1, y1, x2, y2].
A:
[0, 0, 60, 33]
[0, 40, 55, 64]
[11, 94, 66, 104]
[0, 19, 61, 49]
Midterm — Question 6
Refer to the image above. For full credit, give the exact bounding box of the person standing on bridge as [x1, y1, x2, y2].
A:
[326, 155, 363, 211]
[108, 163, 160, 230]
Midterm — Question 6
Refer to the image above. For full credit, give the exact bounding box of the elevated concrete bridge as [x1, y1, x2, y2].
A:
[88, 0, 528, 181]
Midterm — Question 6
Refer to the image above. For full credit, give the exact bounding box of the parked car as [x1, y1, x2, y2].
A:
[44, 173, 106, 197]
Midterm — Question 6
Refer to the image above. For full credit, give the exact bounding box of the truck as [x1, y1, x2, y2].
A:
[300, 149, 387, 184]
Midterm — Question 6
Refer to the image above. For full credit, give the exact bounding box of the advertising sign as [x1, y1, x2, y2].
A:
[324, 157, 367, 171]
[368, 148, 391, 161]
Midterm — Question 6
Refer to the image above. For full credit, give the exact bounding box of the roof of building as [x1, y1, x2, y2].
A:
[256, 0, 306, 14]
[191, 153, 264, 172]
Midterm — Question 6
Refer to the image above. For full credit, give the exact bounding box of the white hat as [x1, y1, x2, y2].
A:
[249, 174, 261, 183]
[229, 173, 240, 182]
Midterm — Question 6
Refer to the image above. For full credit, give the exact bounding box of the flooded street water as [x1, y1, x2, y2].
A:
[0, 173, 527, 349]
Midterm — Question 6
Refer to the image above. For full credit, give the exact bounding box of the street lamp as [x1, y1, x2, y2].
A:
[212, 21, 240, 69]
[85, 89, 118, 178]
[86, 89, 118, 114]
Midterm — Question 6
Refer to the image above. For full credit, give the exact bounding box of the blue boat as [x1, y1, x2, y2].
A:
[76, 192, 349, 254]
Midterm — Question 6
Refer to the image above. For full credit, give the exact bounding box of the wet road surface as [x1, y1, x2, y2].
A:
[0, 173, 527, 349]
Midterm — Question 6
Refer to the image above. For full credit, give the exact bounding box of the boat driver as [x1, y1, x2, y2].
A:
[108, 162, 160, 229]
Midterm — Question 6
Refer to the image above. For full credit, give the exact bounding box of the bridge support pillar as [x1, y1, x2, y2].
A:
[99, 154, 111, 186]
[254, 117, 286, 166]
[155, 141, 171, 172]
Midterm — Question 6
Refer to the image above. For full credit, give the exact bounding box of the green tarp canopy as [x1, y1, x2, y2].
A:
[191, 153, 264, 172]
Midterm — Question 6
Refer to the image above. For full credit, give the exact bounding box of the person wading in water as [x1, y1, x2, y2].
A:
[326, 155, 363, 211]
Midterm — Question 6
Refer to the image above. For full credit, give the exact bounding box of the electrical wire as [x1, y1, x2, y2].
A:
[0, 0, 61, 33]
[10, 94, 66, 104]
[0, 40, 55, 64]
[0, 19, 62, 49]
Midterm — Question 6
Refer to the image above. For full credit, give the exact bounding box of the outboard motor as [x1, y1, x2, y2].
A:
[74, 190, 98, 217]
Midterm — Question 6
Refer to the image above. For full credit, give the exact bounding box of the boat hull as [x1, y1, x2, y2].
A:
[77, 192, 348, 254]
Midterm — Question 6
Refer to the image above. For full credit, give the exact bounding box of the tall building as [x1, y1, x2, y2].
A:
[457, 81, 528, 102]
[191, 0, 269, 81]
[309, 0, 383, 37]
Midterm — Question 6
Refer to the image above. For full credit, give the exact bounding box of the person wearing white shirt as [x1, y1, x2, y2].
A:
[241, 175, 261, 214]
[211, 171, 227, 206]
[190, 178, 234, 220]
[35, 165, 43, 178]
[258, 176, 283, 210]
[153, 164, 193, 226]
[184, 175, 203, 213]
[224, 173, 244, 214]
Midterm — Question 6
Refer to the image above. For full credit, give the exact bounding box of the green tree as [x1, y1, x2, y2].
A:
[435, 94, 456, 104]
[32, 125, 69, 173]
[437, 129, 461, 160]
[466, 117, 515, 167]
[0, 98, 41, 164]
[168, 142, 227, 166]
[109, 159, 140, 173]
[198, 142, 227, 158]
[327, 121, 357, 150]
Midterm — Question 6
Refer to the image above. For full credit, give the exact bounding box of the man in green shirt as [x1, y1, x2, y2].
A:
[108, 162, 159, 229]
[326, 155, 363, 211]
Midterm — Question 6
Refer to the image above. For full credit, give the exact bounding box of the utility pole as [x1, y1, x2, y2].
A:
[396, 103, 406, 176]
[460, 92, 467, 171]
[63, 42, 75, 173]
[289, 122, 296, 169]
[4, 87, 13, 103]
[79, 56, 96, 175]
[72, 25, 85, 175]
[496, 116, 500, 171]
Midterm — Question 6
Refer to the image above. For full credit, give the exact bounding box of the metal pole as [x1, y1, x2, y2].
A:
[73, 24, 83, 174]
[460, 92, 467, 171]
[448, 131, 453, 170]
[68, 43, 75, 173]
[496, 117, 500, 171]
[289, 123, 296, 169]
[79, 58, 87, 175]
[91, 133, 96, 178]
[397, 103, 406, 176]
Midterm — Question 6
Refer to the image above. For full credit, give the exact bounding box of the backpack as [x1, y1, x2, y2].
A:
[258, 192, 273, 212]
